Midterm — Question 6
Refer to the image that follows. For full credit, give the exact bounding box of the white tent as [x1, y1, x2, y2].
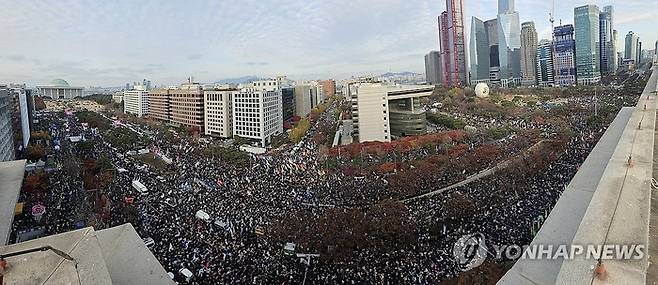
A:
[195, 210, 210, 221]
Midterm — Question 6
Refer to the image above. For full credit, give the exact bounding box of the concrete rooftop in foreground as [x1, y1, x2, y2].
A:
[0, 224, 174, 285]
[499, 64, 658, 285]
[0, 160, 26, 246]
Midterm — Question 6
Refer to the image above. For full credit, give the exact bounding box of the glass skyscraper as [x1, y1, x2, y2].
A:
[574, 4, 601, 85]
[599, 6, 615, 75]
[536, 40, 554, 86]
[469, 17, 490, 82]
[497, 0, 521, 81]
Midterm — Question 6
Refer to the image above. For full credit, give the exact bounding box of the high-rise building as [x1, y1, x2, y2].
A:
[599, 6, 615, 75]
[536, 39, 554, 86]
[553, 25, 577, 86]
[574, 4, 601, 85]
[438, 0, 468, 87]
[294, 85, 323, 117]
[424, 51, 442, 85]
[8, 85, 32, 151]
[497, 0, 521, 82]
[637, 41, 642, 65]
[281, 87, 295, 123]
[469, 17, 490, 82]
[232, 87, 283, 147]
[520, 21, 538, 86]
[0, 86, 15, 162]
[148, 88, 170, 122]
[170, 81, 205, 132]
[148, 79, 204, 132]
[123, 86, 149, 117]
[624, 31, 639, 63]
[319, 80, 336, 98]
[484, 19, 500, 83]
[612, 29, 619, 71]
[204, 89, 234, 138]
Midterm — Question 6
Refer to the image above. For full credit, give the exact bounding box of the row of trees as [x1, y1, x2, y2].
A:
[202, 145, 250, 168]
[272, 199, 415, 262]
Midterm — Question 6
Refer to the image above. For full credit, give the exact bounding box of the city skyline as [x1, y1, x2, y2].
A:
[0, 0, 655, 86]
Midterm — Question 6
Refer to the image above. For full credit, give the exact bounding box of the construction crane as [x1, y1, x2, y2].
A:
[549, 0, 555, 32]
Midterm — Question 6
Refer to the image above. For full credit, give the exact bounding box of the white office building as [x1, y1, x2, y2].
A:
[232, 87, 283, 147]
[204, 89, 234, 138]
[350, 83, 433, 143]
[123, 86, 149, 117]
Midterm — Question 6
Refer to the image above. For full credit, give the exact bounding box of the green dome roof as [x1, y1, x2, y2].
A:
[50, 79, 70, 86]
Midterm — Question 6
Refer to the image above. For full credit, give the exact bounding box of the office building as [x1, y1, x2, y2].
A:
[574, 4, 601, 85]
[320, 80, 336, 98]
[204, 89, 235, 138]
[537, 39, 554, 86]
[553, 25, 577, 86]
[425, 51, 443, 85]
[497, 0, 521, 81]
[36, 79, 83, 100]
[170, 81, 204, 131]
[520, 21, 538, 86]
[438, 0, 468, 87]
[8, 85, 32, 150]
[112, 92, 124, 103]
[123, 86, 149, 117]
[469, 17, 490, 82]
[484, 18, 501, 83]
[637, 41, 642, 65]
[232, 87, 283, 147]
[148, 79, 204, 131]
[624, 31, 639, 64]
[148, 88, 170, 122]
[350, 83, 433, 142]
[294, 85, 321, 117]
[599, 6, 615, 75]
[0, 86, 15, 161]
[281, 87, 295, 123]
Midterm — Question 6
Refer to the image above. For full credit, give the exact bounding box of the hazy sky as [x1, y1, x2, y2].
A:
[0, 0, 655, 86]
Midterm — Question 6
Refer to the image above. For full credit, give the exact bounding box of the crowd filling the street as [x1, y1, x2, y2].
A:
[10, 69, 653, 284]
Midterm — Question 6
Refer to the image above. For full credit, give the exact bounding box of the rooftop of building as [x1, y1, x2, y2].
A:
[498, 64, 658, 285]
[0, 160, 26, 246]
[0, 224, 174, 285]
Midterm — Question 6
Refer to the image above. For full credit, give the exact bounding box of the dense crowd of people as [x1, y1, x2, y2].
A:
[10, 69, 654, 284]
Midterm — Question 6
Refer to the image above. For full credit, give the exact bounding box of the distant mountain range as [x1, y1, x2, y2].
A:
[215, 75, 263, 84]
[379, 71, 422, 77]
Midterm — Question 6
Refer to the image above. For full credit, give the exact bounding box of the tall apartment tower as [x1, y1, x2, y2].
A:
[424, 51, 442, 85]
[536, 39, 554, 86]
[599, 6, 615, 75]
[469, 17, 490, 82]
[520, 21, 538, 86]
[553, 25, 577, 86]
[497, 0, 521, 83]
[574, 4, 601, 85]
[438, 0, 468, 87]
